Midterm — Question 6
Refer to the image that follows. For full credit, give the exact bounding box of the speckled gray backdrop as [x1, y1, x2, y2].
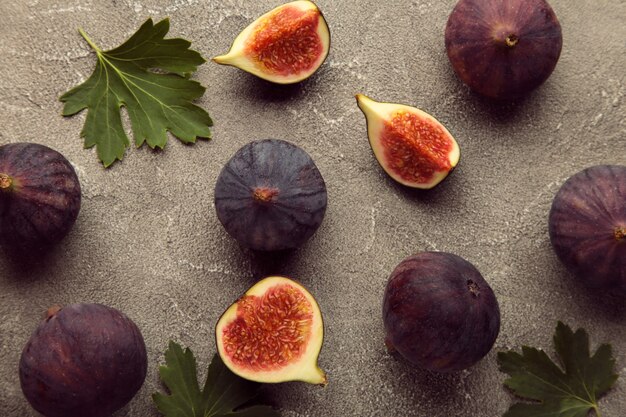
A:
[0, 1, 625, 416]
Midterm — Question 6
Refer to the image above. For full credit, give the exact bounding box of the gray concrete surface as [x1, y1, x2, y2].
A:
[1, 0, 625, 416]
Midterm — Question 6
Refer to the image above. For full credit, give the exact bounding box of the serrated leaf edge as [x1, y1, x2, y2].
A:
[153, 342, 280, 417]
[497, 322, 618, 417]
[60, 18, 212, 167]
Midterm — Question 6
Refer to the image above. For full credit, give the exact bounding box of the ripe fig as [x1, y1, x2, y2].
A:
[214, 139, 327, 251]
[19, 303, 147, 417]
[216, 276, 326, 384]
[356, 94, 460, 189]
[549, 165, 626, 293]
[445, 0, 563, 100]
[0, 143, 81, 253]
[383, 252, 500, 372]
[213, 1, 330, 84]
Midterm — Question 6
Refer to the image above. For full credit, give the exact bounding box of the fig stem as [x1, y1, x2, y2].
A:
[0, 173, 12, 190]
[616, 227, 626, 241]
[45, 305, 63, 321]
[505, 34, 519, 48]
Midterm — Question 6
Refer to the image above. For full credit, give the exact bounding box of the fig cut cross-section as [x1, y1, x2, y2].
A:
[213, 1, 330, 84]
[216, 276, 326, 385]
[356, 94, 460, 189]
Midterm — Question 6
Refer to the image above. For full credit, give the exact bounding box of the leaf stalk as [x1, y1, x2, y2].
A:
[78, 28, 102, 53]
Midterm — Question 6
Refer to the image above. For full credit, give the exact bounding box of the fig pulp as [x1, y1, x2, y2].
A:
[356, 94, 460, 189]
[214, 139, 327, 251]
[216, 276, 326, 384]
[549, 165, 626, 293]
[214, 1, 330, 84]
[19, 304, 147, 417]
[383, 252, 500, 372]
[0, 143, 81, 253]
[445, 0, 563, 100]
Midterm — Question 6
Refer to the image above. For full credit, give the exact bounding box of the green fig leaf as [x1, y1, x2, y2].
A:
[60, 18, 212, 167]
[153, 341, 280, 417]
[498, 322, 619, 417]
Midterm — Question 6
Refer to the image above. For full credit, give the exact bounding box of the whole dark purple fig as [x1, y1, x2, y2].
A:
[0, 143, 81, 252]
[445, 0, 563, 100]
[383, 252, 500, 372]
[549, 165, 626, 293]
[215, 139, 327, 251]
[19, 304, 147, 417]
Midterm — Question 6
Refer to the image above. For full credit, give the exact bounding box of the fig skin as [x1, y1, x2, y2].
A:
[214, 139, 327, 251]
[0, 142, 81, 253]
[445, 0, 563, 100]
[383, 252, 500, 372]
[19, 304, 147, 417]
[549, 165, 626, 293]
[213, 1, 331, 84]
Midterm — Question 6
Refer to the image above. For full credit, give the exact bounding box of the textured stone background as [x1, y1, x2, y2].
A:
[1, 1, 625, 416]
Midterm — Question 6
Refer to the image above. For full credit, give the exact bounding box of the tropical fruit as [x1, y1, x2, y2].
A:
[445, 0, 563, 100]
[214, 139, 327, 251]
[216, 276, 326, 384]
[0, 142, 81, 253]
[356, 94, 460, 189]
[19, 304, 147, 417]
[383, 252, 500, 372]
[214, 1, 330, 84]
[549, 165, 626, 293]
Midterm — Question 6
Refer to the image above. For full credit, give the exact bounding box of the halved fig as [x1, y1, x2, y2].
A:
[549, 165, 626, 293]
[356, 94, 460, 189]
[216, 276, 326, 384]
[213, 1, 330, 84]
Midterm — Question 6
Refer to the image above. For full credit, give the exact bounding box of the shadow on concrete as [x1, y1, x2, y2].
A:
[261, 379, 318, 415]
[0, 245, 61, 283]
[383, 350, 464, 408]
[383, 165, 463, 206]
[233, 68, 329, 103]
[243, 77, 309, 102]
[444, 69, 538, 126]
[248, 248, 299, 281]
[557, 266, 626, 323]
[467, 92, 533, 124]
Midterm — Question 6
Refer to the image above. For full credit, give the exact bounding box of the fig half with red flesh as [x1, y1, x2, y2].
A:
[216, 276, 326, 384]
[549, 165, 626, 293]
[445, 0, 563, 100]
[0, 142, 81, 252]
[356, 94, 460, 189]
[383, 252, 501, 372]
[214, 1, 330, 84]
